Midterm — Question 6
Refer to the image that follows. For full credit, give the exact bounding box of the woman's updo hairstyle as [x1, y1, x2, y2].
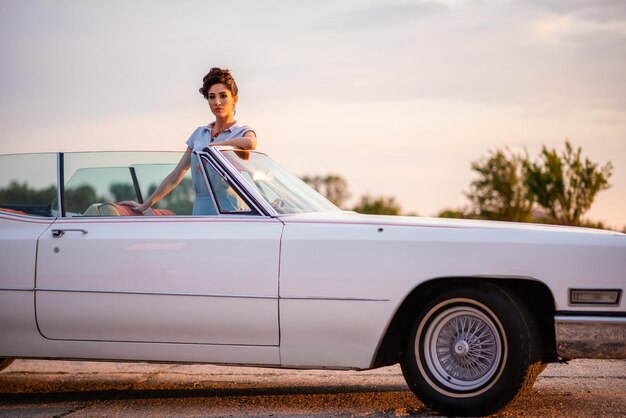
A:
[199, 67, 238, 100]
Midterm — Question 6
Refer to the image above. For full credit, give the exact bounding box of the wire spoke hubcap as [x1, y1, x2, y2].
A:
[420, 303, 504, 392]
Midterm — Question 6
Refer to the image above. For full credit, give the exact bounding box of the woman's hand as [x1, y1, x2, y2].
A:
[118, 201, 150, 213]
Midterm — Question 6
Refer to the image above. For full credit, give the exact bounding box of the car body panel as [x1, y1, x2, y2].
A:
[277, 212, 625, 368]
[0, 213, 54, 289]
[36, 216, 283, 345]
[0, 214, 54, 359]
[278, 212, 624, 312]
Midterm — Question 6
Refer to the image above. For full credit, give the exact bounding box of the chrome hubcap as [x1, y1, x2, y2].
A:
[438, 314, 496, 381]
[420, 303, 504, 392]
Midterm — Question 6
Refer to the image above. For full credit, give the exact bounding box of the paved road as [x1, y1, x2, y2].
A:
[1, 359, 625, 417]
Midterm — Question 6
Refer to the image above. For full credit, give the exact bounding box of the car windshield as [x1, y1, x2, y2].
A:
[219, 150, 340, 214]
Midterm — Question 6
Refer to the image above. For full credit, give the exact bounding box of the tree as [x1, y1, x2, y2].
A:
[64, 185, 107, 214]
[466, 148, 533, 222]
[437, 208, 472, 219]
[353, 194, 402, 215]
[109, 183, 136, 202]
[525, 141, 613, 225]
[0, 181, 57, 205]
[301, 174, 351, 208]
[301, 173, 405, 215]
[148, 177, 195, 215]
[109, 178, 195, 215]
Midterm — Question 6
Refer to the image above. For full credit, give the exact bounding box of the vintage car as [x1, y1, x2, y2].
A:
[0, 147, 624, 416]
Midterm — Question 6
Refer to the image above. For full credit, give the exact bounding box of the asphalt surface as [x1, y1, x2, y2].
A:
[0, 359, 625, 417]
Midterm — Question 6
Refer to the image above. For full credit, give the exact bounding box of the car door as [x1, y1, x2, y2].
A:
[34, 151, 282, 346]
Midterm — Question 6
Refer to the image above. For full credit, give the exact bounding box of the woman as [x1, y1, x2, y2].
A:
[123, 67, 256, 215]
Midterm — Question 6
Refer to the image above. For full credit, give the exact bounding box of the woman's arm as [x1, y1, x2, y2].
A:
[120, 148, 192, 212]
[210, 131, 257, 150]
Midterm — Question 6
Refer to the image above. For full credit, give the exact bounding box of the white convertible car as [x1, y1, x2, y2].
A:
[1, 148, 624, 416]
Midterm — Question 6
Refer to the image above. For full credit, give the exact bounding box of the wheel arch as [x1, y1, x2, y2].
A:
[371, 276, 558, 369]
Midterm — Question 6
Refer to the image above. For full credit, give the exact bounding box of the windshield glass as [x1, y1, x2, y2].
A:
[220, 150, 340, 214]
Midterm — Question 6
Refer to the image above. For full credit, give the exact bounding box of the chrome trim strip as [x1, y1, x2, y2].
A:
[555, 315, 626, 360]
[281, 296, 390, 302]
[36, 288, 277, 299]
[33, 288, 389, 302]
[38, 336, 279, 348]
[54, 216, 273, 223]
[0, 288, 34, 292]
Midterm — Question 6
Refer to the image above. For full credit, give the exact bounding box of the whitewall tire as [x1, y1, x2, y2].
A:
[401, 281, 543, 417]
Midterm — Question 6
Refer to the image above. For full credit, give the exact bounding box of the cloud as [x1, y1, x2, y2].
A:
[316, 0, 448, 30]
[530, 14, 574, 43]
[530, 12, 626, 45]
[528, 0, 626, 22]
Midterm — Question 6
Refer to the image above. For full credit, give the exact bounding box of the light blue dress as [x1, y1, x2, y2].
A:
[185, 123, 254, 215]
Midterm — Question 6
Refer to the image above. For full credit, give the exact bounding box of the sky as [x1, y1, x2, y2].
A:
[1, 0, 624, 228]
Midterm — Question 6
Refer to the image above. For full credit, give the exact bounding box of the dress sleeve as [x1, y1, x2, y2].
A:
[239, 125, 255, 137]
[185, 127, 201, 149]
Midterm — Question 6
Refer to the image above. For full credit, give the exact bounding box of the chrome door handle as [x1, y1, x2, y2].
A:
[51, 229, 88, 238]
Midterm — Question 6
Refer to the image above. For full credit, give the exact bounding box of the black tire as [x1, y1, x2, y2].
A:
[0, 358, 14, 372]
[400, 281, 542, 417]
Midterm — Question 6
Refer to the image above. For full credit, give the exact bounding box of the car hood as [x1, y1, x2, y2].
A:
[277, 211, 623, 237]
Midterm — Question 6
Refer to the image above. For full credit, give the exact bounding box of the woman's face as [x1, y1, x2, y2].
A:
[208, 83, 238, 118]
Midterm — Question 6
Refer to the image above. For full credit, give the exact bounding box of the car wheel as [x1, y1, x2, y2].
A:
[0, 358, 14, 372]
[401, 281, 542, 417]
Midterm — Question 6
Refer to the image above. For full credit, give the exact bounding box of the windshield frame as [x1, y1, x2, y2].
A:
[203, 147, 340, 216]
[201, 148, 277, 216]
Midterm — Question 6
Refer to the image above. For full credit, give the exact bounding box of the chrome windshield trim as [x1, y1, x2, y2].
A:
[196, 150, 273, 217]
[194, 151, 222, 215]
[204, 148, 278, 217]
[36, 288, 277, 299]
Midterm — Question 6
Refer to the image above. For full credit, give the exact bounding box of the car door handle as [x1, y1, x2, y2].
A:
[51, 229, 88, 238]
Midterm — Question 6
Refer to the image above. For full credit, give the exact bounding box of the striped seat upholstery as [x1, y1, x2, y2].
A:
[83, 203, 175, 216]
[0, 208, 28, 215]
